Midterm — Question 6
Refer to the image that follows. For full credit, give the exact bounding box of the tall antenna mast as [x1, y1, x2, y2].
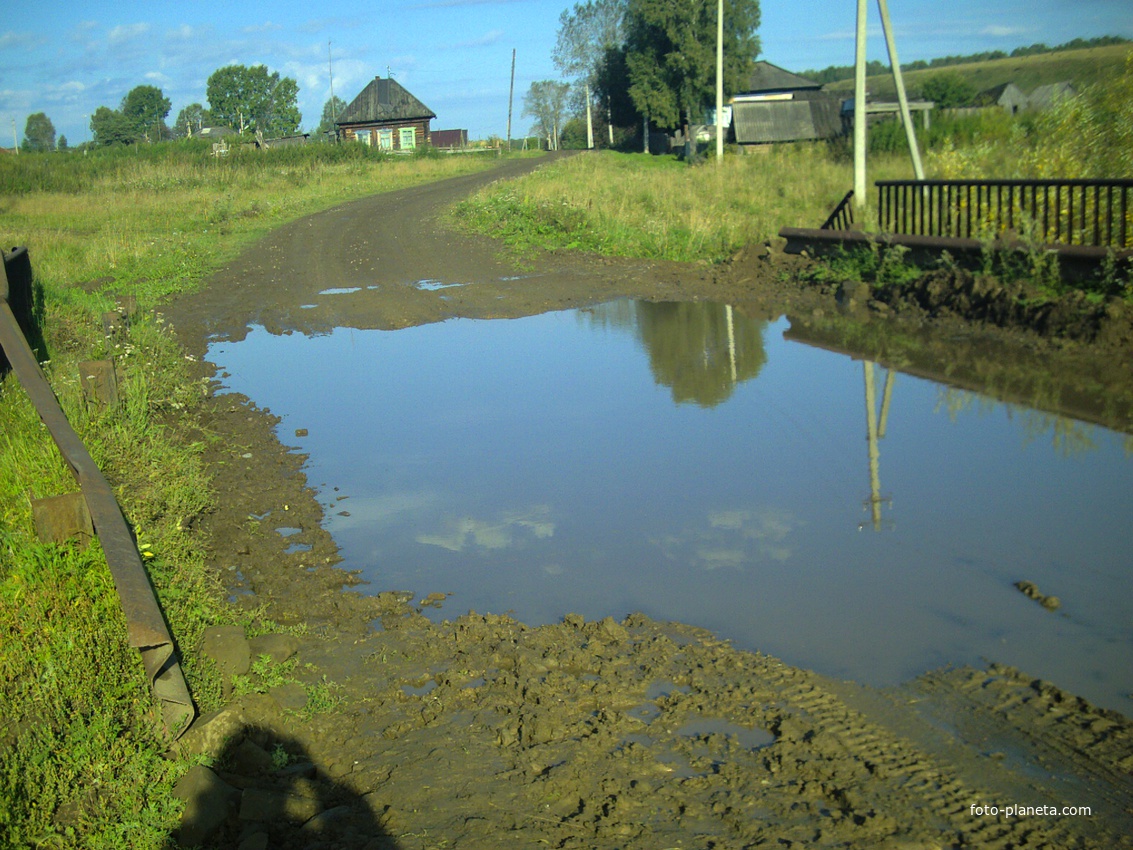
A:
[328, 41, 335, 106]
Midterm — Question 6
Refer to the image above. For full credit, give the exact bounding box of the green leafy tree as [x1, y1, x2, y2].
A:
[207, 64, 302, 137]
[121, 85, 171, 142]
[57, 135, 68, 151]
[21, 112, 56, 152]
[920, 72, 976, 109]
[174, 103, 211, 137]
[317, 96, 347, 134]
[625, 0, 761, 132]
[524, 80, 571, 149]
[554, 0, 626, 148]
[90, 106, 136, 146]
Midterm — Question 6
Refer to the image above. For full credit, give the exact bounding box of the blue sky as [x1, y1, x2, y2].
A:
[2, 0, 1130, 146]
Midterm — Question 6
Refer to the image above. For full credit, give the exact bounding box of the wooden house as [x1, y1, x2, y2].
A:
[336, 77, 436, 150]
[1028, 82, 1076, 112]
[731, 61, 842, 145]
[975, 82, 1028, 114]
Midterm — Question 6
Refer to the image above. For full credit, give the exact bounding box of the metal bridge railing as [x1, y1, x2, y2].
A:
[877, 178, 1133, 249]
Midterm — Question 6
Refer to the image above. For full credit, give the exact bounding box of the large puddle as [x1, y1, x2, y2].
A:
[209, 301, 1133, 714]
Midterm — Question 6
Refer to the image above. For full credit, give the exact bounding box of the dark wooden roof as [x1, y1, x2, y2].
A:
[337, 77, 437, 126]
[741, 61, 822, 94]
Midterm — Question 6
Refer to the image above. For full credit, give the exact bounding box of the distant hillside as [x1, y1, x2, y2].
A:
[823, 43, 1131, 101]
[802, 36, 1129, 85]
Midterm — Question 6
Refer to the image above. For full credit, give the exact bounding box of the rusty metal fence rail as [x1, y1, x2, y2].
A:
[1, 246, 194, 738]
[877, 178, 1133, 249]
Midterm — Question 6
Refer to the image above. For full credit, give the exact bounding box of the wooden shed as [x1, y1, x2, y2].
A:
[336, 77, 437, 150]
[1028, 82, 1076, 112]
[975, 82, 1029, 114]
[731, 61, 842, 145]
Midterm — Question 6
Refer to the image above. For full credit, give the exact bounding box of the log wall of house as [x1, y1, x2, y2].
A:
[342, 120, 432, 149]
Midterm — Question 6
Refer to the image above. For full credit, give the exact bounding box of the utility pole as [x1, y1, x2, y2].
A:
[854, 0, 925, 208]
[715, 0, 724, 163]
[877, 0, 924, 179]
[328, 41, 336, 138]
[507, 48, 516, 152]
[853, 0, 868, 208]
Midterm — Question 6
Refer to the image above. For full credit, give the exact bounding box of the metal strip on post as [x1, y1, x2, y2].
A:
[1, 247, 195, 739]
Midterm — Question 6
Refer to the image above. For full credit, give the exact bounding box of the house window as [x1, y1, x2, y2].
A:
[356, 130, 372, 146]
[378, 129, 393, 150]
[399, 127, 416, 150]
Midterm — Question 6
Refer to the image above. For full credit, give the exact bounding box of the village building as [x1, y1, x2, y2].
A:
[336, 77, 436, 151]
[730, 61, 842, 146]
[974, 82, 1029, 114]
[1028, 81, 1076, 111]
[431, 129, 468, 149]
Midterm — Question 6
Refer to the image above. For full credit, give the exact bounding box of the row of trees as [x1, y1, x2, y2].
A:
[19, 63, 315, 150]
[802, 35, 1130, 86]
[525, 0, 761, 151]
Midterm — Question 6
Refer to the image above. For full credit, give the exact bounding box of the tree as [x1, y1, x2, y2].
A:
[554, 0, 626, 148]
[174, 103, 211, 138]
[624, 0, 761, 134]
[207, 64, 302, 137]
[920, 72, 976, 109]
[57, 135, 68, 152]
[90, 106, 136, 146]
[524, 80, 571, 150]
[317, 96, 347, 135]
[22, 113, 55, 152]
[121, 85, 171, 143]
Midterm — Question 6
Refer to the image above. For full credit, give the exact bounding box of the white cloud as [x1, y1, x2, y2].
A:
[108, 23, 151, 45]
[455, 29, 504, 49]
[243, 21, 283, 35]
[981, 25, 1030, 37]
[0, 31, 43, 50]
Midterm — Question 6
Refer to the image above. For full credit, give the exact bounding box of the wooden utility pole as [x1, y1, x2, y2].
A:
[855, 0, 926, 207]
[853, 0, 868, 207]
[507, 49, 516, 152]
[877, 0, 924, 179]
[715, 0, 724, 163]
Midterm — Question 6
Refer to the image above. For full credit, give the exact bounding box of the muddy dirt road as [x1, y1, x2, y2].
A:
[167, 155, 1133, 849]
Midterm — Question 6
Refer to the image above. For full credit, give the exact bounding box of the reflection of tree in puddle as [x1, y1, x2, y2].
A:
[416, 505, 555, 552]
[638, 302, 767, 407]
[654, 507, 800, 570]
[936, 387, 1101, 457]
[582, 301, 768, 407]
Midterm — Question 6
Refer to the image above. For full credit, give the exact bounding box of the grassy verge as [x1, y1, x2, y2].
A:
[0, 142, 506, 848]
[452, 145, 916, 263]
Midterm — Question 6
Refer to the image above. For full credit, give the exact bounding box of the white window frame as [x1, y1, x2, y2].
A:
[356, 129, 372, 146]
[378, 129, 393, 150]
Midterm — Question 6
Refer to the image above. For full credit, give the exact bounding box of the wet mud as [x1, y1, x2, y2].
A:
[167, 155, 1133, 848]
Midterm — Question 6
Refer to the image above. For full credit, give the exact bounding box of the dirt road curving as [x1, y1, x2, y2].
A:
[166, 156, 1133, 849]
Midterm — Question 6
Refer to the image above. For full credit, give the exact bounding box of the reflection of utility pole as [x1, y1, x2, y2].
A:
[725, 304, 737, 383]
[861, 361, 895, 531]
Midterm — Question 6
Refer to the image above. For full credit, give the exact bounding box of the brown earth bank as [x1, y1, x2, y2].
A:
[165, 154, 1133, 849]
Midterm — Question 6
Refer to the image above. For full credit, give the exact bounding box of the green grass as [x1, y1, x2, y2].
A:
[452, 146, 921, 263]
[0, 142, 510, 849]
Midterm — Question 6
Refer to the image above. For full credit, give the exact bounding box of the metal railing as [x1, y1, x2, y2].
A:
[877, 179, 1133, 249]
[821, 190, 855, 231]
